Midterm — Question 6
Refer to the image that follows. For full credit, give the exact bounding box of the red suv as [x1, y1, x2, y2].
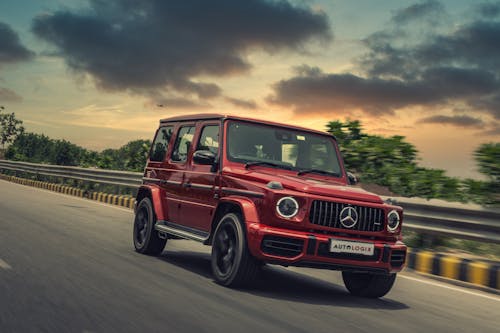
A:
[133, 114, 406, 298]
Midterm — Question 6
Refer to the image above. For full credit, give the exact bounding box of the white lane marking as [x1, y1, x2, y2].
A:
[0, 258, 12, 270]
[399, 274, 500, 302]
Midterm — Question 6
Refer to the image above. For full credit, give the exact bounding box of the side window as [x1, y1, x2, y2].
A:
[196, 125, 219, 155]
[171, 126, 195, 162]
[150, 126, 173, 162]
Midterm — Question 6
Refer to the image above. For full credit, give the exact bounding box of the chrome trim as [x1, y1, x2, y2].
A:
[339, 206, 358, 228]
[309, 201, 384, 232]
[276, 196, 299, 218]
[155, 221, 209, 242]
[387, 210, 400, 232]
[189, 183, 213, 190]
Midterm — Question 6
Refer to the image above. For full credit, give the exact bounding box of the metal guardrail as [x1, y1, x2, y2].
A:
[1, 159, 499, 244]
[382, 196, 500, 244]
[0, 159, 142, 188]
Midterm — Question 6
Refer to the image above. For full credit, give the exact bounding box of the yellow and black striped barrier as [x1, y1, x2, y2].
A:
[407, 248, 500, 290]
[2, 173, 499, 290]
[0, 174, 134, 209]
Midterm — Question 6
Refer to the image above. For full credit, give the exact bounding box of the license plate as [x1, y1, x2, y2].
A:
[329, 239, 374, 256]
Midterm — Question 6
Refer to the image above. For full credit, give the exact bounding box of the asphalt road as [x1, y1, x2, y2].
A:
[1, 179, 499, 333]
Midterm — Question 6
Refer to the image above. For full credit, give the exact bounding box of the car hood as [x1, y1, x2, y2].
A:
[224, 167, 383, 204]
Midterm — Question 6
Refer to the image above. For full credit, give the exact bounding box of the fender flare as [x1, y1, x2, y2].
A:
[213, 196, 263, 256]
[217, 196, 261, 225]
[136, 184, 167, 221]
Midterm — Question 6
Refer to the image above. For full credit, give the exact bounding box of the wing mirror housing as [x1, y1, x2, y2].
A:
[347, 171, 358, 185]
[193, 150, 216, 165]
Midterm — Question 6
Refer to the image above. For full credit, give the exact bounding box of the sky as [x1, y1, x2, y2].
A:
[0, 0, 499, 179]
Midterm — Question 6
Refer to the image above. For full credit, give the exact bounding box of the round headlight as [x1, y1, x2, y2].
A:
[276, 197, 299, 218]
[387, 210, 400, 232]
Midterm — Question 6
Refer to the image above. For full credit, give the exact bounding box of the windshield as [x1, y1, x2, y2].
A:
[226, 121, 342, 176]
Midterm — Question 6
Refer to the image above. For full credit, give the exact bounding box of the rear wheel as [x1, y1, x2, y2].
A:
[342, 271, 396, 298]
[133, 197, 166, 255]
[211, 213, 260, 287]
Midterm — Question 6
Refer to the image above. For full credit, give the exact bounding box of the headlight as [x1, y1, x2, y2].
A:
[387, 210, 400, 232]
[276, 197, 299, 218]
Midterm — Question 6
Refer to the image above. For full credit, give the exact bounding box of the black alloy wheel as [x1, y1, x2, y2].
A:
[133, 197, 166, 255]
[211, 213, 260, 287]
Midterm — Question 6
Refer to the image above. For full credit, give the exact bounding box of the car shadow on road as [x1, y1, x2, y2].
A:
[157, 249, 409, 310]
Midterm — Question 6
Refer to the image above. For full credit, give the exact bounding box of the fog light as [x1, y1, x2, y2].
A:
[387, 210, 400, 232]
[276, 197, 299, 218]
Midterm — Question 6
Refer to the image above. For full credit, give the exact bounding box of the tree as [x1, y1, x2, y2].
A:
[325, 119, 467, 201]
[475, 143, 500, 184]
[119, 139, 151, 171]
[5, 132, 52, 162]
[0, 106, 25, 149]
[326, 119, 365, 143]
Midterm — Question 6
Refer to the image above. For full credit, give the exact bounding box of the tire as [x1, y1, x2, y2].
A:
[342, 271, 396, 298]
[211, 213, 260, 288]
[133, 197, 167, 255]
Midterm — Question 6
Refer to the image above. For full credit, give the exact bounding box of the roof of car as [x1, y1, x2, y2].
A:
[159, 113, 332, 137]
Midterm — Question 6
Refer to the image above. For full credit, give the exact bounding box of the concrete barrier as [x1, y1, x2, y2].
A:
[0, 174, 134, 209]
[406, 248, 500, 290]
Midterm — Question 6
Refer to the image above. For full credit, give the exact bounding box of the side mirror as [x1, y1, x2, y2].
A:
[347, 172, 358, 185]
[193, 150, 216, 165]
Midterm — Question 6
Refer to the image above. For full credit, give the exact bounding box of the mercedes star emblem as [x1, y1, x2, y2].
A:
[339, 206, 358, 228]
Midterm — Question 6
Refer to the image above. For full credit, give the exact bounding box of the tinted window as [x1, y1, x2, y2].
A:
[196, 125, 219, 155]
[227, 121, 341, 175]
[150, 126, 173, 162]
[171, 126, 195, 162]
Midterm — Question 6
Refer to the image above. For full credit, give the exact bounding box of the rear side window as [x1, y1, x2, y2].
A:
[171, 126, 196, 162]
[196, 125, 219, 155]
[150, 126, 174, 162]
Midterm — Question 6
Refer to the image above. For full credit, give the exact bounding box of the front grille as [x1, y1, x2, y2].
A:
[317, 242, 381, 261]
[309, 200, 384, 232]
[261, 236, 304, 258]
[390, 250, 406, 268]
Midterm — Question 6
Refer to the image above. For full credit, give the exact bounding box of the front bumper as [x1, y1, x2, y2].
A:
[246, 223, 407, 274]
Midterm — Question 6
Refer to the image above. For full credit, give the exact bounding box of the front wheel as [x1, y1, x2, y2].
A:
[211, 213, 260, 288]
[342, 271, 396, 298]
[133, 197, 166, 255]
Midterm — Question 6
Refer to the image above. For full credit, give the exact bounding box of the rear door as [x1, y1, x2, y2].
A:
[180, 121, 221, 232]
[163, 123, 196, 224]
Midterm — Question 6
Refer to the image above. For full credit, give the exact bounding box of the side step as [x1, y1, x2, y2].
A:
[155, 220, 209, 243]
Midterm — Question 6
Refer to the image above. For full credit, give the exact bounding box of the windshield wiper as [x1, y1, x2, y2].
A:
[297, 169, 340, 177]
[245, 161, 292, 170]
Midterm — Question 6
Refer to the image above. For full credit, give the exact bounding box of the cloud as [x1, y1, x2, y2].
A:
[417, 115, 484, 127]
[268, 66, 432, 115]
[225, 97, 257, 109]
[268, 1, 500, 131]
[0, 22, 34, 103]
[0, 22, 35, 65]
[474, 1, 500, 18]
[32, 0, 330, 98]
[391, 0, 445, 25]
[0, 87, 22, 102]
[269, 65, 500, 115]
